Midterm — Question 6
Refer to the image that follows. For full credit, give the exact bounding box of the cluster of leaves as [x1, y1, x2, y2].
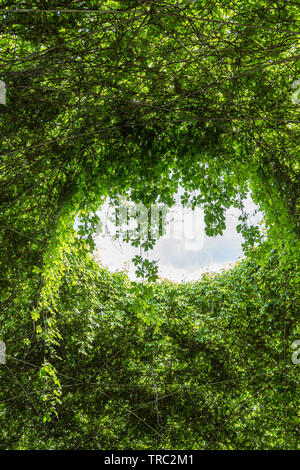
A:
[0, 244, 299, 449]
[0, 0, 299, 277]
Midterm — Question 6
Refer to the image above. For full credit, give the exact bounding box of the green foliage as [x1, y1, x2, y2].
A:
[0, 0, 299, 450]
[0, 246, 299, 449]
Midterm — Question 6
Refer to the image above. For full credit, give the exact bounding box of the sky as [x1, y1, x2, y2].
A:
[93, 192, 261, 282]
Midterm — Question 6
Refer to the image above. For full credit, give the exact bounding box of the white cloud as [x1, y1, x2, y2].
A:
[94, 193, 261, 282]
